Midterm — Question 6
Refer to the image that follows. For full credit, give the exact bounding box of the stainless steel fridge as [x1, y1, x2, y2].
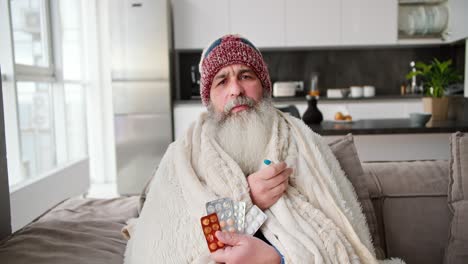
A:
[109, 0, 172, 195]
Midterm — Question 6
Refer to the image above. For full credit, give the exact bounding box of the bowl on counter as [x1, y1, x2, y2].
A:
[409, 112, 432, 126]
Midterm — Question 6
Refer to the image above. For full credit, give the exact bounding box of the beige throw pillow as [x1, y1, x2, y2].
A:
[445, 132, 468, 264]
[328, 133, 385, 259]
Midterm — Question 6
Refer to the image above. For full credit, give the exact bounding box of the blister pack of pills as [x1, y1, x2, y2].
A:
[206, 198, 241, 233]
[200, 213, 225, 252]
[201, 198, 268, 252]
[244, 205, 268, 235]
[233, 201, 246, 233]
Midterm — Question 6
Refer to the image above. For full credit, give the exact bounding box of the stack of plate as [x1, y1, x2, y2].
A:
[398, 4, 448, 36]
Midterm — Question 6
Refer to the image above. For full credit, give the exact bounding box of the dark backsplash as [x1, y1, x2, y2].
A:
[174, 42, 465, 100]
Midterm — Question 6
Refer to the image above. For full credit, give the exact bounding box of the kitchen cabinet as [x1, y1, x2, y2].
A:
[172, 0, 229, 49]
[444, 0, 468, 43]
[397, 0, 468, 45]
[285, 0, 341, 47]
[230, 0, 285, 47]
[171, 0, 467, 49]
[341, 0, 398, 45]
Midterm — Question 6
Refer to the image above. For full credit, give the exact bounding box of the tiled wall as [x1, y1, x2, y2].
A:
[174, 41, 465, 100]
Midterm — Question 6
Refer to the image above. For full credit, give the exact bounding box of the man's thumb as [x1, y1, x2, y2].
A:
[215, 231, 242, 246]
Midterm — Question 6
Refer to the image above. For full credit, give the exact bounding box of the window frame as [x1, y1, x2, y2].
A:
[12, 0, 55, 80]
[3, 0, 91, 232]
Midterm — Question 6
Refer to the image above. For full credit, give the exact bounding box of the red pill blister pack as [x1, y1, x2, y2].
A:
[200, 213, 225, 252]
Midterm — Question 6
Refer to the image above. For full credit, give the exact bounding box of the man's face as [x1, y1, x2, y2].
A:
[209, 64, 263, 114]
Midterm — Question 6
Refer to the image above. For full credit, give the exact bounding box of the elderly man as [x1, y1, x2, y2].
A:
[124, 35, 402, 264]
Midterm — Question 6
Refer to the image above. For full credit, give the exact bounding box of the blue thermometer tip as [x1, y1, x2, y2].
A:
[264, 159, 272, 165]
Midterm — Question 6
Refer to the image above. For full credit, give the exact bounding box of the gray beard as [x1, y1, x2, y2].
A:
[206, 99, 274, 176]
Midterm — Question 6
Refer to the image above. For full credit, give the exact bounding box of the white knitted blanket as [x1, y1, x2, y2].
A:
[124, 110, 404, 264]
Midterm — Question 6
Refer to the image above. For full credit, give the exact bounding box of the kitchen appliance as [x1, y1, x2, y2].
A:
[273, 81, 303, 97]
[109, 0, 172, 195]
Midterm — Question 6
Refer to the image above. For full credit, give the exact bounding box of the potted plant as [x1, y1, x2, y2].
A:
[406, 58, 463, 121]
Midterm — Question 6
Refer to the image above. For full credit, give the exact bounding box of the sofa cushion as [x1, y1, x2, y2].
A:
[0, 196, 139, 264]
[328, 134, 384, 259]
[446, 132, 468, 264]
[363, 160, 450, 264]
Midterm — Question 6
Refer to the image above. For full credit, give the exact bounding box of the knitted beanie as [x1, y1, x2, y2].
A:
[199, 34, 271, 106]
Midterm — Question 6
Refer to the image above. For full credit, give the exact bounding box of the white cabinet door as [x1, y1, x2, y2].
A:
[285, 0, 341, 47]
[229, 0, 285, 48]
[172, 0, 229, 49]
[341, 0, 397, 45]
[445, 0, 468, 43]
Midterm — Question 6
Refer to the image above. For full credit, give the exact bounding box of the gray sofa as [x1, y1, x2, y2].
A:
[0, 160, 463, 264]
[362, 160, 450, 264]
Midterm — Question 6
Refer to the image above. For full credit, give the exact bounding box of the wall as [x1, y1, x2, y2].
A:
[175, 42, 465, 100]
[0, 72, 12, 240]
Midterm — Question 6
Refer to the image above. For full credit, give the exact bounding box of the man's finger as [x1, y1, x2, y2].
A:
[266, 167, 292, 189]
[210, 247, 230, 262]
[215, 230, 243, 246]
[270, 180, 288, 197]
[261, 162, 288, 180]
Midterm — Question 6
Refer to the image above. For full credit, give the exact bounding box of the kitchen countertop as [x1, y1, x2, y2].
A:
[307, 118, 468, 135]
[174, 94, 424, 105]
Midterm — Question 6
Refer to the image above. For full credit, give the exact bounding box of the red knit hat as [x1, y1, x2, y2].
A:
[199, 34, 271, 106]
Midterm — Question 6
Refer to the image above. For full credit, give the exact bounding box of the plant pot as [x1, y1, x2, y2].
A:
[422, 97, 449, 121]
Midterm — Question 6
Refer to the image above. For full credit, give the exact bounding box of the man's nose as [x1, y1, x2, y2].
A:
[229, 79, 244, 97]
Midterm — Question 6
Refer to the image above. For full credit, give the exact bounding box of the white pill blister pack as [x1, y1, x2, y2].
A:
[244, 205, 268, 235]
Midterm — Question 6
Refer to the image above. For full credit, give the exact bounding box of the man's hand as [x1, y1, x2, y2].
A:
[211, 231, 281, 264]
[247, 162, 292, 210]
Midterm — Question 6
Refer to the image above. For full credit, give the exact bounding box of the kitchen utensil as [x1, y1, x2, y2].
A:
[302, 95, 323, 124]
[363, 86, 375, 97]
[409, 112, 432, 126]
[350, 86, 363, 98]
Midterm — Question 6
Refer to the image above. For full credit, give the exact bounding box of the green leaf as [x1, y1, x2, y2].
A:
[407, 58, 462, 97]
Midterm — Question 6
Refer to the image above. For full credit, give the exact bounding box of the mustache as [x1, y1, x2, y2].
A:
[224, 96, 256, 113]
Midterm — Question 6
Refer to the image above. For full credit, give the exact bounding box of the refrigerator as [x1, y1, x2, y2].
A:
[109, 0, 172, 195]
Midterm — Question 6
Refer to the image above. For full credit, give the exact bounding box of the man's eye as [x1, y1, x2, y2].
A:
[217, 79, 226, 86]
[241, 74, 251, 79]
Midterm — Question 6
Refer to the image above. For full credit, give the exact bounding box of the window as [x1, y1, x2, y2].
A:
[10, 0, 53, 73]
[16, 82, 55, 185]
[8, 0, 88, 189]
[1, 0, 95, 232]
